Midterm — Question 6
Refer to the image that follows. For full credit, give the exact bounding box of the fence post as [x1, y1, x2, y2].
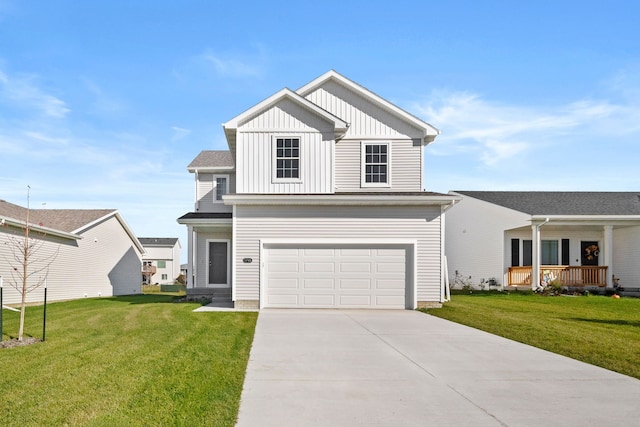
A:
[42, 280, 47, 342]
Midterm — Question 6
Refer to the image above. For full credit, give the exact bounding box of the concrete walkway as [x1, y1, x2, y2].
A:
[236, 309, 640, 427]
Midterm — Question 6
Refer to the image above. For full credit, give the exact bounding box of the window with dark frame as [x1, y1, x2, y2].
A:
[364, 144, 388, 183]
[275, 138, 300, 179]
[215, 176, 227, 201]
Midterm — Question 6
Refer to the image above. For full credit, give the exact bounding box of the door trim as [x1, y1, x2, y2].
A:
[206, 239, 230, 288]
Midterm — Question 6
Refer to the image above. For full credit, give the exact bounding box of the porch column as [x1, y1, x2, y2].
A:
[187, 225, 195, 288]
[603, 225, 613, 288]
[531, 224, 540, 290]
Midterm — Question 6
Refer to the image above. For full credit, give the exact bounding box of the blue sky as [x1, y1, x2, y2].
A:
[2, 1, 639, 259]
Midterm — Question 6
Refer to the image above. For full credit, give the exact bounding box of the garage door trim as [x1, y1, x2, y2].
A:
[260, 238, 418, 309]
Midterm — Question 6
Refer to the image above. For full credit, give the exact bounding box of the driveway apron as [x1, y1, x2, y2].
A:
[235, 309, 640, 427]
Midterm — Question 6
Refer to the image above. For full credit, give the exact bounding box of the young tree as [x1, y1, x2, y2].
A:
[2, 187, 58, 341]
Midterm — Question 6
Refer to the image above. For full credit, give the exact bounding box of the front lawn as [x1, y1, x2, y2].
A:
[423, 292, 640, 379]
[0, 295, 257, 426]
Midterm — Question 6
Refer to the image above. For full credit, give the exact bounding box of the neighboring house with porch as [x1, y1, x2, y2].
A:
[178, 70, 459, 309]
[445, 191, 640, 291]
[139, 238, 181, 284]
[0, 199, 144, 305]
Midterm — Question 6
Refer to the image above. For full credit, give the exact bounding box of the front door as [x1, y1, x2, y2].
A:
[208, 241, 229, 286]
[581, 241, 599, 266]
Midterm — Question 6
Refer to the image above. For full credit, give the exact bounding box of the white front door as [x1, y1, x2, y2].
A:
[208, 240, 229, 287]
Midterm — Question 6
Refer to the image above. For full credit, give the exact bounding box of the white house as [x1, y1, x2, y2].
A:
[445, 191, 640, 290]
[0, 199, 144, 305]
[178, 70, 459, 309]
[139, 237, 181, 284]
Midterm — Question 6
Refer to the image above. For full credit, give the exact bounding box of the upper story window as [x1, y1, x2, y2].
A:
[274, 137, 301, 181]
[361, 142, 391, 187]
[213, 175, 229, 202]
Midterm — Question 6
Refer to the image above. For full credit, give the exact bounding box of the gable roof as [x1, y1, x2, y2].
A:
[455, 191, 640, 216]
[0, 199, 144, 252]
[187, 150, 234, 172]
[139, 237, 180, 247]
[222, 87, 349, 155]
[296, 70, 440, 144]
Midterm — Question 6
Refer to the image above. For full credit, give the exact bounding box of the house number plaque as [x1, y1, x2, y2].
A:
[243, 258, 252, 263]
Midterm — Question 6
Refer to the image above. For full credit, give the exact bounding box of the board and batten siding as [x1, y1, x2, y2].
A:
[196, 173, 235, 213]
[303, 80, 425, 140]
[0, 215, 142, 305]
[194, 230, 232, 287]
[234, 205, 443, 304]
[335, 139, 423, 192]
[236, 98, 336, 194]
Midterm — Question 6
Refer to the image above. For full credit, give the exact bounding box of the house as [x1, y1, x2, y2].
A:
[139, 237, 181, 284]
[178, 70, 459, 309]
[445, 191, 640, 291]
[0, 199, 144, 305]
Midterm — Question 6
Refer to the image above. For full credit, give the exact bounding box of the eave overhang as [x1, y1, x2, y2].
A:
[0, 217, 80, 241]
[531, 215, 640, 227]
[223, 193, 460, 207]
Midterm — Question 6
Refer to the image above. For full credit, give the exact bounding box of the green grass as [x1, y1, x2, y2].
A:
[0, 295, 257, 426]
[423, 292, 640, 379]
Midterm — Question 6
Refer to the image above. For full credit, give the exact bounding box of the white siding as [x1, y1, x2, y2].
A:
[0, 216, 142, 305]
[335, 139, 422, 192]
[234, 205, 442, 303]
[196, 173, 235, 213]
[304, 80, 425, 140]
[194, 230, 232, 287]
[613, 225, 640, 287]
[142, 243, 181, 284]
[445, 195, 530, 287]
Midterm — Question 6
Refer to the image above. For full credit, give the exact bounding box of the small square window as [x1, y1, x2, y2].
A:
[157, 260, 166, 268]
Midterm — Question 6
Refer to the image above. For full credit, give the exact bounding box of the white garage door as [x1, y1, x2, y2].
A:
[265, 246, 408, 309]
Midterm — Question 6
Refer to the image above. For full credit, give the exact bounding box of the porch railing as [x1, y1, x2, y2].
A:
[508, 266, 608, 287]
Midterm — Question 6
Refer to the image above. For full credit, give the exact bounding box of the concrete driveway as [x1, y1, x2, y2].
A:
[235, 309, 640, 427]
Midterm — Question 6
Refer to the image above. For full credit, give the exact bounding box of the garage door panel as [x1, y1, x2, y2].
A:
[303, 278, 335, 289]
[340, 279, 372, 290]
[303, 262, 334, 273]
[339, 295, 371, 306]
[265, 245, 408, 309]
[303, 294, 335, 306]
[268, 294, 299, 305]
[339, 262, 372, 273]
[269, 278, 300, 289]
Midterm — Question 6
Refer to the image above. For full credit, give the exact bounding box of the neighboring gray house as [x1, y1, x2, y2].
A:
[178, 70, 458, 309]
[445, 191, 640, 290]
[139, 237, 181, 284]
[0, 199, 144, 305]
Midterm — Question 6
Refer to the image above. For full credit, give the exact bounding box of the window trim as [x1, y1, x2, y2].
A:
[361, 141, 391, 188]
[272, 136, 302, 183]
[213, 174, 229, 203]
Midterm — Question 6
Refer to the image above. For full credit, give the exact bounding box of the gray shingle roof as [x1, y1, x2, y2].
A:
[188, 151, 234, 169]
[139, 237, 179, 246]
[456, 191, 640, 216]
[0, 199, 116, 233]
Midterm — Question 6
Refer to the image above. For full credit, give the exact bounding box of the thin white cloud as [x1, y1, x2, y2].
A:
[0, 68, 70, 118]
[199, 50, 262, 77]
[413, 89, 640, 167]
[171, 126, 191, 141]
